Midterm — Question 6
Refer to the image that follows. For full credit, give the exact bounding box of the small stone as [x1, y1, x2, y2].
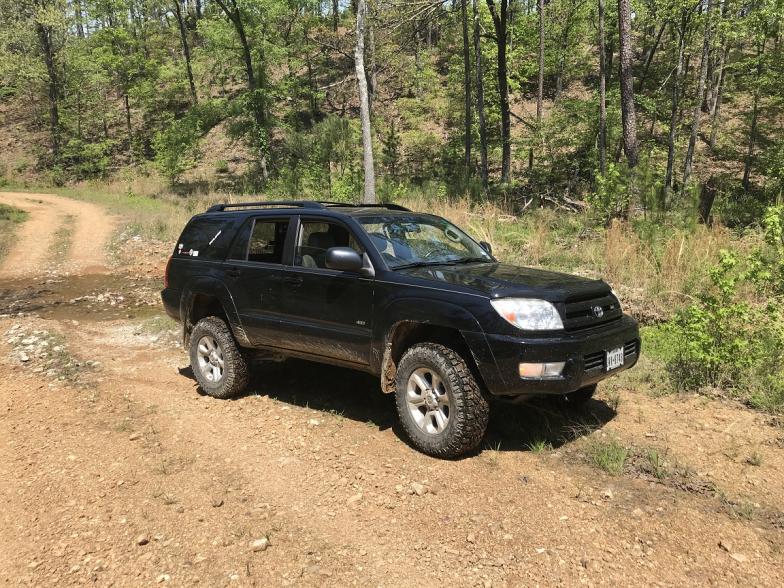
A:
[308, 418, 321, 426]
[128, 433, 141, 441]
[601, 488, 614, 500]
[466, 533, 476, 543]
[157, 573, 171, 582]
[347, 493, 363, 506]
[136, 535, 149, 546]
[19, 352, 30, 362]
[410, 482, 427, 496]
[211, 498, 224, 508]
[251, 537, 270, 552]
[719, 540, 733, 552]
[632, 508, 644, 517]
[730, 553, 748, 563]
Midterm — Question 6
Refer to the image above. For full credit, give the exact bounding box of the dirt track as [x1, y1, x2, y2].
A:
[1, 192, 784, 586]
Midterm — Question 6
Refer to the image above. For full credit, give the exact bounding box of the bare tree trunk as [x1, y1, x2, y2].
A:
[195, 0, 202, 20]
[743, 36, 766, 192]
[709, 42, 728, 150]
[487, 0, 511, 184]
[530, 0, 544, 170]
[473, 0, 489, 189]
[698, 175, 718, 225]
[598, 0, 607, 175]
[637, 22, 665, 92]
[173, 1, 198, 105]
[35, 22, 60, 159]
[664, 13, 688, 201]
[617, 0, 638, 167]
[367, 12, 378, 113]
[332, 0, 339, 31]
[683, 0, 713, 188]
[461, 0, 472, 176]
[355, 0, 376, 204]
[74, 0, 85, 38]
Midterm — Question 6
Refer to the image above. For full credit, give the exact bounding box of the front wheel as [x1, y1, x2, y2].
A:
[189, 316, 249, 399]
[395, 343, 489, 458]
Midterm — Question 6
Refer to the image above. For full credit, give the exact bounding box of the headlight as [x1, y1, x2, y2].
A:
[611, 288, 623, 311]
[490, 298, 564, 331]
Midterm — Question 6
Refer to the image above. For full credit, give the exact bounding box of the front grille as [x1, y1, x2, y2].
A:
[624, 340, 639, 358]
[563, 293, 623, 332]
[584, 350, 605, 371]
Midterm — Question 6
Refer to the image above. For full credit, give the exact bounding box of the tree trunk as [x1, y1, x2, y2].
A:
[355, 0, 376, 204]
[124, 93, 132, 146]
[473, 0, 489, 189]
[698, 175, 718, 225]
[332, 0, 339, 31]
[742, 38, 765, 192]
[617, 0, 638, 168]
[664, 13, 688, 201]
[461, 0, 472, 175]
[173, 1, 198, 105]
[682, 0, 713, 188]
[367, 12, 378, 113]
[709, 42, 728, 150]
[35, 22, 60, 159]
[598, 0, 607, 175]
[195, 0, 202, 20]
[487, 0, 511, 184]
[637, 23, 665, 92]
[74, 0, 85, 38]
[530, 0, 543, 170]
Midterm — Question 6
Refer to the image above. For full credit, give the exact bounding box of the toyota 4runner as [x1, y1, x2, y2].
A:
[162, 201, 640, 458]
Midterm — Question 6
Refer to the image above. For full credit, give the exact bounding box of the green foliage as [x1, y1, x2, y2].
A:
[588, 162, 628, 223]
[587, 438, 628, 475]
[662, 231, 784, 410]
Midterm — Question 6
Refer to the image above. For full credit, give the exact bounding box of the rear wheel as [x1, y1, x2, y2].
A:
[189, 316, 249, 399]
[395, 343, 489, 458]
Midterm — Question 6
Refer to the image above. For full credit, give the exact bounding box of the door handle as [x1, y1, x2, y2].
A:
[282, 276, 303, 286]
[225, 268, 241, 278]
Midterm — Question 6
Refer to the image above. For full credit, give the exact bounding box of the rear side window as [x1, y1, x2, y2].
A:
[247, 219, 290, 264]
[176, 217, 237, 260]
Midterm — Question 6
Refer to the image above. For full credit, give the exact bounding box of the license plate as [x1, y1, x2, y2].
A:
[606, 346, 624, 372]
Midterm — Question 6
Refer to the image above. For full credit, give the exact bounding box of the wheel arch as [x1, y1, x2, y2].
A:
[180, 277, 248, 347]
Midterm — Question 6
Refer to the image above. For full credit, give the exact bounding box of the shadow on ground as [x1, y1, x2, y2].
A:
[179, 358, 616, 454]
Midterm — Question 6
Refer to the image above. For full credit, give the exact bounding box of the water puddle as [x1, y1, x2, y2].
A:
[0, 273, 162, 322]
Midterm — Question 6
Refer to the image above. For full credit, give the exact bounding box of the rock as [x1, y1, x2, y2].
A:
[601, 488, 614, 500]
[211, 498, 224, 508]
[347, 493, 363, 507]
[136, 535, 150, 546]
[19, 352, 30, 362]
[730, 553, 748, 563]
[410, 482, 427, 496]
[719, 540, 733, 553]
[251, 537, 270, 552]
[632, 508, 644, 517]
[308, 418, 321, 426]
[156, 573, 171, 582]
[466, 533, 476, 543]
[128, 433, 141, 441]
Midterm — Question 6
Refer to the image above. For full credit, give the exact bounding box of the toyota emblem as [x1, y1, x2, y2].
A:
[592, 305, 604, 318]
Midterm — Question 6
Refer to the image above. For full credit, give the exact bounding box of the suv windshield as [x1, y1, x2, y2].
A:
[357, 214, 493, 268]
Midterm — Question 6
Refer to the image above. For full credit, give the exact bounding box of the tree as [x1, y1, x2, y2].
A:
[617, 0, 638, 168]
[664, 9, 690, 200]
[473, 0, 489, 189]
[355, 0, 376, 203]
[597, 0, 606, 174]
[460, 0, 472, 176]
[530, 0, 544, 170]
[172, 0, 198, 105]
[486, 0, 511, 184]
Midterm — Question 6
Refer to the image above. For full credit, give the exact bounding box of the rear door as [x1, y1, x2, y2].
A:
[222, 215, 294, 348]
[276, 216, 374, 365]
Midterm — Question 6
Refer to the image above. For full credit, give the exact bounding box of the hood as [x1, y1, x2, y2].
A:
[396, 262, 610, 301]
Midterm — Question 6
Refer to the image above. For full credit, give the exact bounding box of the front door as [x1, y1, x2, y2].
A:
[276, 217, 374, 365]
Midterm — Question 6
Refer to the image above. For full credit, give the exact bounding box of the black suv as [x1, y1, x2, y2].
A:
[162, 201, 639, 458]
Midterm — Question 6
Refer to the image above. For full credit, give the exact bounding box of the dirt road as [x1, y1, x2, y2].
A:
[0, 192, 115, 278]
[1, 192, 783, 586]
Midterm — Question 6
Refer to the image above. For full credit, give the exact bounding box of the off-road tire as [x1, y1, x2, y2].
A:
[395, 343, 489, 458]
[561, 384, 597, 407]
[189, 316, 249, 399]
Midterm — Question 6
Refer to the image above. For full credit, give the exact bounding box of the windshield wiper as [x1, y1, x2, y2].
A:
[441, 257, 492, 265]
[392, 261, 444, 270]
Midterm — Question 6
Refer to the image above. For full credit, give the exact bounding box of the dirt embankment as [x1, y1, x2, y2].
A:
[1, 192, 783, 586]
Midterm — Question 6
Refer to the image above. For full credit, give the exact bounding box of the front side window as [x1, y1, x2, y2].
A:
[295, 221, 363, 269]
[357, 214, 492, 268]
[247, 219, 290, 264]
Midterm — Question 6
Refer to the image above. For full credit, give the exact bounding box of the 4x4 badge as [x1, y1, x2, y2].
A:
[592, 306, 604, 318]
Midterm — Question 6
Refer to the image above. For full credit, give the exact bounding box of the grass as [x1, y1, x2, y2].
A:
[527, 439, 553, 453]
[587, 438, 628, 475]
[0, 202, 29, 262]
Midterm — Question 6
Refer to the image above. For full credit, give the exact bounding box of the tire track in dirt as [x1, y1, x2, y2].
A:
[0, 192, 116, 278]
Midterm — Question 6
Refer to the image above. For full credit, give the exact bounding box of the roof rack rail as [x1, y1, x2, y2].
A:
[206, 201, 326, 212]
[206, 200, 412, 213]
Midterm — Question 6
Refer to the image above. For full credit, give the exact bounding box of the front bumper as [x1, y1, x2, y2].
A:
[475, 315, 640, 397]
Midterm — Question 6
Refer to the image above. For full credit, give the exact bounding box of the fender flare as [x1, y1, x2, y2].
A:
[180, 276, 250, 347]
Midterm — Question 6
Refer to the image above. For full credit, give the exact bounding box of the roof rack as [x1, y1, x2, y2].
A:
[206, 200, 411, 213]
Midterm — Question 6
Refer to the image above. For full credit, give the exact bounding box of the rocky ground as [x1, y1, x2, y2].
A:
[1, 192, 783, 586]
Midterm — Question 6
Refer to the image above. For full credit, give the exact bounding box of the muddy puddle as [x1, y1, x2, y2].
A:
[0, 273, 162, 321]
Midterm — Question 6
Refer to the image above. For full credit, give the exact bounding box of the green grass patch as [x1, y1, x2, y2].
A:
[587, 438, 628, 475]
[0, 202, 29, 262]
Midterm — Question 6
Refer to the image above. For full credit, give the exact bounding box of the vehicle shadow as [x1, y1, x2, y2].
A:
[178, 359, 616, 454]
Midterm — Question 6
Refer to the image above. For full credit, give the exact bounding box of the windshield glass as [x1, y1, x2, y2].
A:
[357, 214, 493, 268]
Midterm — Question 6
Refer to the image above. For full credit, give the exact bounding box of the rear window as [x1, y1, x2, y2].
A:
[176, 217, 237, 261]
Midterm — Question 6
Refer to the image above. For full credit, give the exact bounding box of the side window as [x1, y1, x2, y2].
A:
[247, 219, 290, 264]
[228, 219, 253, 260]
[295, 221, 363, 269]
[177, 217, 236, 260]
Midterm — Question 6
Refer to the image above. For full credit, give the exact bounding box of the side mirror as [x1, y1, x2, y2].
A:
[480, 241, 493, 256]
[325, 247, 364, 272]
